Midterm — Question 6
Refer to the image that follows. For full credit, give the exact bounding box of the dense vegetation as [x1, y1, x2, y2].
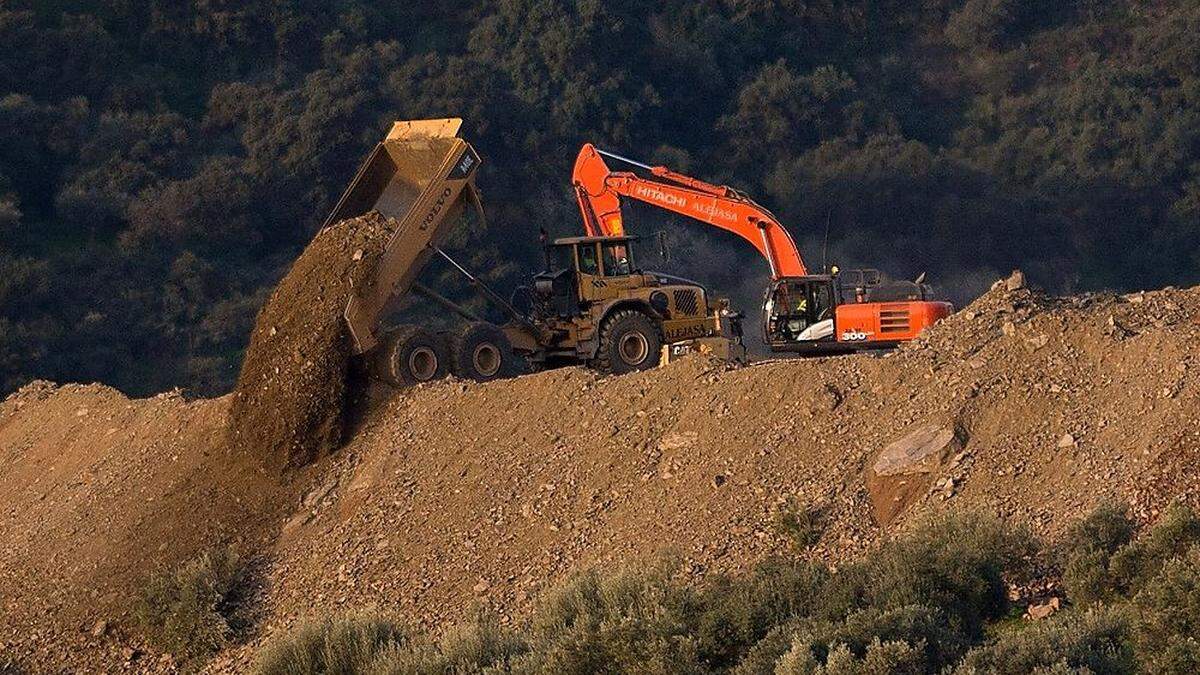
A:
[250, 506, 1200, 674]
[2, 1, 1199, 395]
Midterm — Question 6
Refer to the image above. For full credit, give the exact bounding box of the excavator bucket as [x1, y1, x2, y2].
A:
[327, 118, 483, 354]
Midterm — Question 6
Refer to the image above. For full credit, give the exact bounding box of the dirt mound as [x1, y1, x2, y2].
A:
[200, 280, 1198, 669]
[227, 213, 397, 470]
[4, 278, 1200, 672]
[0, 383, 297, 670]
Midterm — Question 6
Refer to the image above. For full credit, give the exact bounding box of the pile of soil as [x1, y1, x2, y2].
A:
[0, 383, 295, 670]
[0, 213, 399, 670]
[218, 280, 1197, 667]
[227, 213, 397, 470]
[3, 276, 1199, 672]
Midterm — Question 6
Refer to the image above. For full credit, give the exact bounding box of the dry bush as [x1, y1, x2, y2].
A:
[513, 560, 702, 674]
[365, 614, 524, 674]
[1132, 545, 1200, 672]
[133, 547, 244, 665]
[952, 608, 1134, 674]
[736, 605, 965, 675]
[255, 614, 407, 675]
[776, 638, 926, 675]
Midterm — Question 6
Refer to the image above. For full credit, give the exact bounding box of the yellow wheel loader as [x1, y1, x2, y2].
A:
[326, 119, 744, 385]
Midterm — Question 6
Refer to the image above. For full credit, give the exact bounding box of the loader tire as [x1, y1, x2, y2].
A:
[374, 326, 449, 386]
[450, 322, 516, 382]
[593, 309, 662, 375]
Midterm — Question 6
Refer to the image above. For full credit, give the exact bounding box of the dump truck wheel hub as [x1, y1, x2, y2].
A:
[472, 343, 501, 377]
[408, 347, 439, 381]
[619, 333, 650, 366]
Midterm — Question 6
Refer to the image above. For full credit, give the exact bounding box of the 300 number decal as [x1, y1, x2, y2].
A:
[841, 330, 873, 342]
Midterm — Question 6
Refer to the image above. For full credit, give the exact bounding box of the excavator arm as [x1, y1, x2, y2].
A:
[572, 143, 807, 278]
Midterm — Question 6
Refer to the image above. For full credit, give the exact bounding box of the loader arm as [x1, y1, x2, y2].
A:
[572, 143, 807, 278]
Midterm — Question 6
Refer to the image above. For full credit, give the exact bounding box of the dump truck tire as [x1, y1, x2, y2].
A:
[374, 326, 449, 386]
[593, 309, 662, 375]
[450, 322, 517, 382]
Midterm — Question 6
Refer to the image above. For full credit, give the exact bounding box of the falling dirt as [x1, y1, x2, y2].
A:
[226, 213, 397, 470]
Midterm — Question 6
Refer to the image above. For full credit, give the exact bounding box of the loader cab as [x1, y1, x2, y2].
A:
[544, 236, 637, 276]
[534, 235, 640, 316]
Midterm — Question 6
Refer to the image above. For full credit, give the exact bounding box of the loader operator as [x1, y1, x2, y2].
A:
[602, 242, 633, 276]
[578, 244, 600, 276]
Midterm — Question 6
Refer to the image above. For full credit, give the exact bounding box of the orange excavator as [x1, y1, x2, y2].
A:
[573, 144, 953, 354]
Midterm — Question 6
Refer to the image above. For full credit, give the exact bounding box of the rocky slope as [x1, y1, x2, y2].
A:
[2, 279, 1198, 672]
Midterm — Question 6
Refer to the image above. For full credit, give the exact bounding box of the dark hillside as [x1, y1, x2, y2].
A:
[1, 1, 1198, 395]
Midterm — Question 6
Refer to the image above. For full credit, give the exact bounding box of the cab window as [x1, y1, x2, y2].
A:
[773, 281, 807, 315]
[810, 283, 834, 320]
[577, 244, 600, 275]
[601, 242, 632, 276]
[549, 245, 575, 272]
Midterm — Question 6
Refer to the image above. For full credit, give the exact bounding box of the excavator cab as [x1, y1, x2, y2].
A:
[764, 269, 950, 354]
[764, 277, 838, 344]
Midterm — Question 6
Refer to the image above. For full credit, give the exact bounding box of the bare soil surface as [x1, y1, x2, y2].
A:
[2, 278, 1199, 673]
[0, 385, 296, 671]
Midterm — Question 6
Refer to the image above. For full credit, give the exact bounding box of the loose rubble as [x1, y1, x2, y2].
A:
[2, 276, 1199, 672]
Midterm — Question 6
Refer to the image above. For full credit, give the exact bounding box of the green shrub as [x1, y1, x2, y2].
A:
[133, 547, 244, 665]
[694, 558, 829, 668]
[1063, 547, 1116, 606]
[945, 0, 1023, 49]
[1060, 503, 1136, 605]
[1108, 505, 1200, 596]
[255, 508, 1200, 673]
[1065, 504, 1200, 606]
[952, 608, 1134, 674]
[739, 605, 966, 675]
[775, 501, 828, 552]
[840, 511, 1034, 638]
[366, 614, 525, 674]
[1061, 503, 1135, 559]
[255, 614, 407, 675]
[1132, 545, 1200, 673]
[514, 560, 702, 674]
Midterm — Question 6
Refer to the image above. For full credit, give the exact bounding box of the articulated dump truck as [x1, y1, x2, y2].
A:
[327, 118, 745, 386]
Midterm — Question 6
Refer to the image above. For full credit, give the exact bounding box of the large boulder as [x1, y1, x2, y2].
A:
[866, 423, 963, 527]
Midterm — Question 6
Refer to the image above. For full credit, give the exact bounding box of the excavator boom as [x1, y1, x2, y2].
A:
[573, 144, 806, 278]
